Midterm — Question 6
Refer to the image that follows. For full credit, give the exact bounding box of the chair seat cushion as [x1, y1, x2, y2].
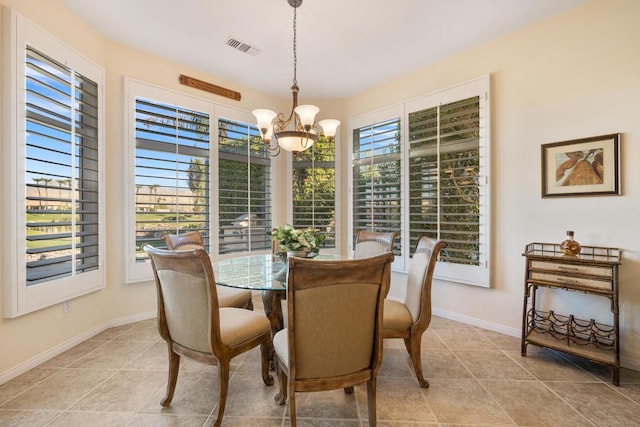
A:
[383, 299, 412, 331]
[219, 308, 270, 347]
[273, 328, 289, 368]
[217, 285, 252, 308]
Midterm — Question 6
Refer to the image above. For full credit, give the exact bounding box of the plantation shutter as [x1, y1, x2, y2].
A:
[408, 96, 482, 264]
[25, 47, 100, 285]
[134, 98, 210, 259]
[292, 136, 336, 248]
[218, 118, 271, 254]
[352, 118, 402, 255]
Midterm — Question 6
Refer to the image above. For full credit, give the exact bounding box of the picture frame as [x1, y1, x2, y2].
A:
[541, 133, 620, 198]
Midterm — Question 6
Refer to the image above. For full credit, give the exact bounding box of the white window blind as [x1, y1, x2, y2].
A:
[292, 136, 336, 248]
[408, 96, 481, 264]
[218, 118, 271, 254]
[349, 76, 490, 286]
[134, 98, 210, 260]
[25, 47, 100, 285]
[352, 118, 403, 256]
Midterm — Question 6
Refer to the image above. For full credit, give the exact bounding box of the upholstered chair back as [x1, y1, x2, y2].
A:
[287, 254, 391, 379]
[354, 230, 396, 259]
[145, 247, 220, 353]
[164, 231, 205, 250]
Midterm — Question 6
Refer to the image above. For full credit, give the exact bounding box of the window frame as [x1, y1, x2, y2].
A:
[125, 79, 215, 283]
[124, 80, 274, 283]
[348, 76, 490, 287]
[2, 10, 106, 317]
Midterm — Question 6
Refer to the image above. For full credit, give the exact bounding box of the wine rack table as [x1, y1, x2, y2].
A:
[521, 242, 622, 385]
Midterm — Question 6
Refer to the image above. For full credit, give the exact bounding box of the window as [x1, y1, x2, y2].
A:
[133, 98, 211, 259]
[125, 81, 271, 282]
[3, 12, 105, 317]
[218, 118, 271, 254]
[352, 118, 402, 259]
[291, 136, 337, 248]
[349, 77, 490, 286]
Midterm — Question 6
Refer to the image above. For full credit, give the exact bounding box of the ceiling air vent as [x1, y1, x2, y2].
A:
[225, 37, 261, 56]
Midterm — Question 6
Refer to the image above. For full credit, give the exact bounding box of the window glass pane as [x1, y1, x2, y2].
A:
[134, 99, 210, 259]
[352, 118, 402, 256]
[292, 135, 336, 248]
[218, 118, 271, 254]
[25, 47, 99, 285]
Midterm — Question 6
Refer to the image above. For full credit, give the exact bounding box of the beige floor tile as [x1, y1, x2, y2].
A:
[71, 370, 167, 412]
[454, 350, 535, 380]
[476, 328, 522, 350]
[435, 328, 498, 351]
[140, 370, 218, 415]
[223, 371, 284, 419]
[284, 419, 360, 426]
[285, 389, 358, 420]
[114, 320, 161, 343]
[90, 324, 137, 341]
[505, 347, 597, 382]
[0, 367, 61, 406]
[214, 416, 283, 426]
[39, 340, 107, 369]
[0, 409, 59, 426]
[482, 379, 591, 426]
[3, 317, 640, 426]
[423, 378, 514, 425]
[546, 381, 640, 427]
[123, 342, 168, 371]
[126, 413, 209, 426]
[378, 348, 415, 378]
[69, 341, 155, 370]
[420, 348, 474, 380]
[357, 376, 436, 423]
[1, 369, 114, 410]
[48, 410, 134, 426]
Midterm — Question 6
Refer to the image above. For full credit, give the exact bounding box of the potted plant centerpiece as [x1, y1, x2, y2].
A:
[271, 224, 324, 259]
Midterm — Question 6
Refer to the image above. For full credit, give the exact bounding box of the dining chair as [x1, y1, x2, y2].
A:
[273, 253, 393, 426]
[142, 245, 273, 427]
[383, 236, 447, 388]
[354, 229, 397, 260]
[163, 231, 254, 310]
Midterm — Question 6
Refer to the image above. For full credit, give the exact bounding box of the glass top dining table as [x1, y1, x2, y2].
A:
[212, 253, 340, 291]
[212, 254, 287, 291]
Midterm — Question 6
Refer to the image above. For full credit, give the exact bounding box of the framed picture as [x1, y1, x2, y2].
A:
[541, 133, 620, 198]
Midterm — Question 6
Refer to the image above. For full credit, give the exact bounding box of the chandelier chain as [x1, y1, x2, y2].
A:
[293, 4, 297, 86]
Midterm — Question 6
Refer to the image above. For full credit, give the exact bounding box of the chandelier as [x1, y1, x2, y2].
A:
[252, 0, 340, 156]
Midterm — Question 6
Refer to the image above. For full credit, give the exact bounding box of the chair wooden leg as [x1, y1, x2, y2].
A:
[161, 347, 180, 406]
[274, 361, 288, 405]
[213, 360, 231, 427]
[260, 338, 274, 386]
[289, 382, 297, 427]
[405, 335, 429, 388]
[367, 378, 377, 426]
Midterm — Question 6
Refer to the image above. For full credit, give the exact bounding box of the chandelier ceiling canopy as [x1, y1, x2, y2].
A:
[252, 0, 340, 156]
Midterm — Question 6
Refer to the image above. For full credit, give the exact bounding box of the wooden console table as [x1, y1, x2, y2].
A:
[521, 242, 622, 385]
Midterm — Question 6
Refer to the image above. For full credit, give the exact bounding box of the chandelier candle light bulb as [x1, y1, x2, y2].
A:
[252, 0, 340, 156]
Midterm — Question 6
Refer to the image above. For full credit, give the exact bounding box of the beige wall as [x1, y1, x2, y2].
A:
[1, 0, 639, 380]
[340, 0, 640, 367]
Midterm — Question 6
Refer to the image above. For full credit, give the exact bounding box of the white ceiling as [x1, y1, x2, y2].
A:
[60, 0, 585, 99]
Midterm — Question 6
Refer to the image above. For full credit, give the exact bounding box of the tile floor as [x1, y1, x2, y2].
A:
[2, 295, 640, 426]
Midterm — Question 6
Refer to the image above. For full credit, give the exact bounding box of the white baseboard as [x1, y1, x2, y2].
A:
[432, 306, 521, 337]
[0, 310, 156, 386]
[432, 306, 640, 371]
